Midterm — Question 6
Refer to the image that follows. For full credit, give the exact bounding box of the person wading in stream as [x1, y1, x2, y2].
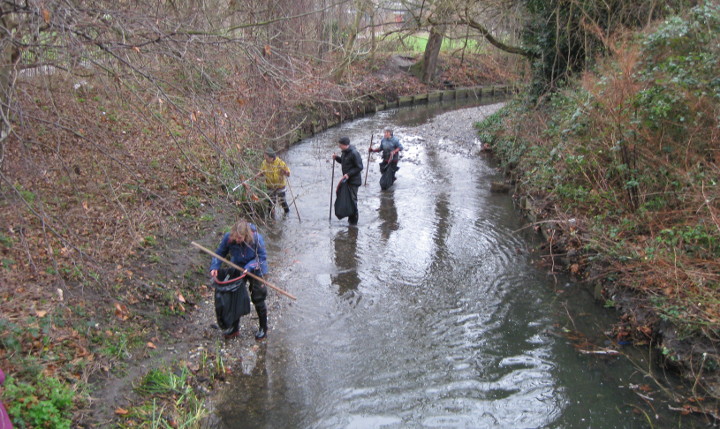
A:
[369, 128, 403, 189]
[210, 219, 269, 340]
[259, 147, 291, 216]
[332, 136, 363, 225]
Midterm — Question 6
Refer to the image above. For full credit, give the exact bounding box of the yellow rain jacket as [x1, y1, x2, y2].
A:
[260, 157, 290, 190]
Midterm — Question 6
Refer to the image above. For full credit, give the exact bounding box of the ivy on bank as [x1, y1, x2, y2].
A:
[476, 2, 720, 372]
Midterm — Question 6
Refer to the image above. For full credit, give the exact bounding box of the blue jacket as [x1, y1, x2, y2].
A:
[210, 224, 268, 275]
[379, 136, 403, 163]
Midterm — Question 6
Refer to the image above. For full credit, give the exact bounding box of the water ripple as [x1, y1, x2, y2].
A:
[214, 102, 659, 429]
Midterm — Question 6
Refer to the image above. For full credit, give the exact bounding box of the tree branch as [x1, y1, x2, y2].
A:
[463, 17, 538, 59]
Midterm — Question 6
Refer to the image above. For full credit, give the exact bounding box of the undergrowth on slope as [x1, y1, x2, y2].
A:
[477, 1, 720, 392]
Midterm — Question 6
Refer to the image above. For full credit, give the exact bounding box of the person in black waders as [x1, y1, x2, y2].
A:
[209, 219, 269, 340]
[369, 128, 403, 189]
[332, 136, 363, 225]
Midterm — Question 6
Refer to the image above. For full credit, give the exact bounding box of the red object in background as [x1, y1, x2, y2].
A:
[0, 368, 12, 429]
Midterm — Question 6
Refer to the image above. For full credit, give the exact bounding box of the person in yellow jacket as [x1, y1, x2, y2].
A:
[259, 147, 291, 215]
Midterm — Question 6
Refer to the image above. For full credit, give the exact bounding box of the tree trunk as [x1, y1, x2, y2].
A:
[421, 26, 444, 84]
[0, 10, 18, 162]
[333, 0, 365, 82]
[370, 10, 376, 64]
[318, 0, 328, 60]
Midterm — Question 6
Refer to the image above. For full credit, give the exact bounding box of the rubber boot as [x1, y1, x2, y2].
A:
[224, 319, 240, 339]
[254, 301, 268, 340]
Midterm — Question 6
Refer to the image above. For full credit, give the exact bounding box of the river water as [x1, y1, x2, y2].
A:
[210, 99, 702, 428]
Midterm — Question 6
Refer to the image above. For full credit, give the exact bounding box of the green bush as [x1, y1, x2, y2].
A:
[0, 319, 23, 353]
[4, 374, 74, 429]
[635, 2, 720, 156]
[475, 99, 529, 172]
[479, 2, 720, 345]
[657, 223, 720, 259]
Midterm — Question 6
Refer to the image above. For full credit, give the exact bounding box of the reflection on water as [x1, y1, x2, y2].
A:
[213, 345, 270, 428]
[430, 192, 451, 268]
[377, 192, 398, 242]
[332, 227, 360, 296]
[387, 96, 507, 127]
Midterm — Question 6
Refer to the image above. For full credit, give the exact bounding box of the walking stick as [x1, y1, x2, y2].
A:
[191, 241, 297, 301]
[286, 180, 301, 222]
[329, 157, 335, 221]
[364, 135, 374, 186]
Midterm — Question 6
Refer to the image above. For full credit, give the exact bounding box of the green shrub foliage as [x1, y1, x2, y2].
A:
[477, 2, 720, 340]
[4, 374, 74, 429]
[522, 0, 689, 95]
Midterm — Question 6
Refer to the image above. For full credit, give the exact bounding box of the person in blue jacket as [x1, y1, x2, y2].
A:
[370, 128, 403, 182]
[210, 219, 269, 340]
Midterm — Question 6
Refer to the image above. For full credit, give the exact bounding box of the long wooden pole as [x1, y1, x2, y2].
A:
[191, 241, 297, 301]
[286, 180, 301, 222]
[364, 134, 374, 186]
[232, 171, 263, 192]
[329, 158, 335, 221]
[232, 179, 249, 192]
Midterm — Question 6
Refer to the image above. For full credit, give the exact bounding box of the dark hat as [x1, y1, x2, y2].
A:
[265, 147, 276, 157]
[338, 136, 350, 145]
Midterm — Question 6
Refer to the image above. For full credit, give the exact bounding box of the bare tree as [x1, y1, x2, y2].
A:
[333, 0, 373, 81]
[0, 0, 352, 288]
[396, 0, 534, 83]
[421, 1, 451, 83]
[0, 6, 19, 164]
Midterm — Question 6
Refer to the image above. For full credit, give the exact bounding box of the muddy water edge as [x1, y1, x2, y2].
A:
[202, 98, 707, 428]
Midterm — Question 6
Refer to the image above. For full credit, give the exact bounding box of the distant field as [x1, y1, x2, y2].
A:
[388, 32, 485, 53]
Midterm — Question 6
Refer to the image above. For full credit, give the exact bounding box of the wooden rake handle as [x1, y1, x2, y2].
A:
[191, 241, 297, 301]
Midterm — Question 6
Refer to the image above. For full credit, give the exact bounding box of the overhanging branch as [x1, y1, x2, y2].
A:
[464, 17, 538, 59]
[426, 12, 537, 60]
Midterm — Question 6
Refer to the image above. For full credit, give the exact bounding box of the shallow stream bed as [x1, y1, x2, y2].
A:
[206, 98, 704, 428]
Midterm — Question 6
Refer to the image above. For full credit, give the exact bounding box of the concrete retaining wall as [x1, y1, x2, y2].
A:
[288, 84, 517, 146]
